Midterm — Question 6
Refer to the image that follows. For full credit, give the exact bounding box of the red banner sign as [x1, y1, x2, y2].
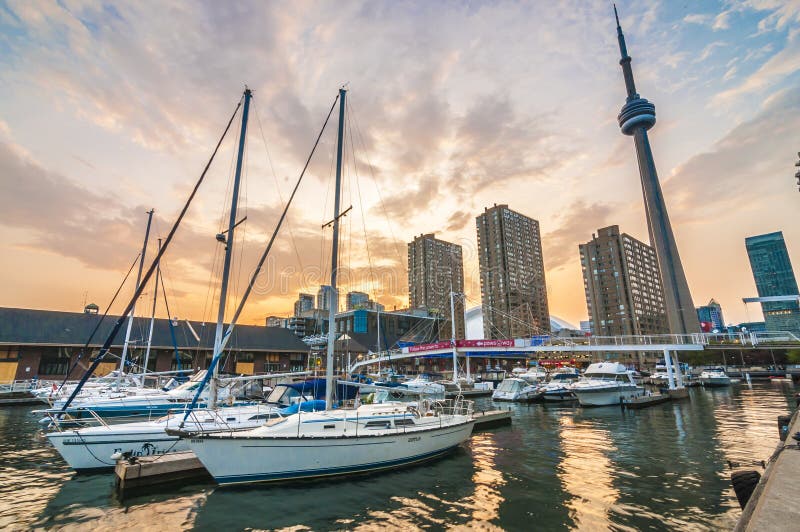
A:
[407, 341, 451, 353]
[456, 339, 515, 348]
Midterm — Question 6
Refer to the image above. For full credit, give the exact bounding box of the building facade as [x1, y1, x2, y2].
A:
[408, 233, 465, 340]
[579, 225, 669, 337]
[0, 307, 309, 382]
[317, 285, 337, 312]
[696, 299, 725, 332]
[345, 291, 370, 311]
[745, 231, 800, 335]
[293, 293, 315, 316]
[476, 205, 550, 339]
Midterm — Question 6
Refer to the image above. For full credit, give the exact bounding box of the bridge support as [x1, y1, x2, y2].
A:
[663, 348, 676, 390]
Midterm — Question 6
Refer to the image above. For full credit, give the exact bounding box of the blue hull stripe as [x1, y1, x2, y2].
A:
[215, 444, 461, 485]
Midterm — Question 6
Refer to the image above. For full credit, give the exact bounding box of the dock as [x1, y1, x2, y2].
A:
[472, 409, 512, 430]
[622, 394, 671, 409]
[115, 451, 211, 495]
[734, 406, 800, 531]
[0, 396, 41, 406]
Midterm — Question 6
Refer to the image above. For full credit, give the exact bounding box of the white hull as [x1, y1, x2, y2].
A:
[492, 390, 541, 402]
[186, 402, 475, 485]
[46, 405, 277, 471]
[572, 385, 642, 406]
[700, 377, 731, 387]
[189, 420, 474, 485]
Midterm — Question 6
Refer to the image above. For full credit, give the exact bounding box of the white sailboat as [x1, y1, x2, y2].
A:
[183, 88, 475, 485]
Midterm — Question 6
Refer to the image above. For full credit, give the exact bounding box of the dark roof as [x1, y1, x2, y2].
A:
[335, 327, 439, 354]
[0, 307, 308, 353]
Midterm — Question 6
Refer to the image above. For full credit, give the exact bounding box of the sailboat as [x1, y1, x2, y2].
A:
[181, 88, 475, 485]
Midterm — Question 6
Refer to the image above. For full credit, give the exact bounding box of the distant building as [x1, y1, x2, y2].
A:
[408, 233, 465, 340]
[696, 299, 725, 332]
[345, 291, 370, 311]
[317, 285, 338, 313]
[265, 315, 285, 328]
[580, 320, 592, 334]
[579, 225, 669, 337]
[293, 293, 315, 316]
[745, 231, 800, 335]
[476, 205, 550, 339]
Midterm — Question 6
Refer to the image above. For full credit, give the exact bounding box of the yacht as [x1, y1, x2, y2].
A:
[179, 398, 474, 485]
[516, 366, 548, 384]
[570, 362, 643, 406]
[492, 377, 543, 402]
[541, 367, 580, 402]
[699, 367, 732, 387]
[400, 373, 446, 396]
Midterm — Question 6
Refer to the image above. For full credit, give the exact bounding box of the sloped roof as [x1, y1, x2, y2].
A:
[0, 307, 307, 352]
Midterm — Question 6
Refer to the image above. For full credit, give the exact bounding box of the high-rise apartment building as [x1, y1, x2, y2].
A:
[408, 233, 465, 340]
[579, 225, 669, 337]
[293, 293, 315, 316]
[745, 231, 800, 335]
[696, 299, 725, 332]
[476, 205, 549, 339]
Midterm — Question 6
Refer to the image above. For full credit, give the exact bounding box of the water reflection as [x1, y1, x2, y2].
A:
[557, 414, 620, 529]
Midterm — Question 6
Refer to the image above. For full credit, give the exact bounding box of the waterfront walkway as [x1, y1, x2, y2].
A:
[736, 407, 800, 531]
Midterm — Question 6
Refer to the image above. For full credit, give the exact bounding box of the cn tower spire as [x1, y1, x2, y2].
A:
[613, 5, 700, 335]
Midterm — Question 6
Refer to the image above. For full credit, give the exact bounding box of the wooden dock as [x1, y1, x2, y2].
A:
[735, 408, 800, 531]
[0, 395, 41, 406]
[115, 451, 211, 495]
[472, 409, 512, 429]
[622, 394, 671, 409]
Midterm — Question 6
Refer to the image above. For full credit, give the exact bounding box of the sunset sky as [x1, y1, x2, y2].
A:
[1, 1, 799, 329]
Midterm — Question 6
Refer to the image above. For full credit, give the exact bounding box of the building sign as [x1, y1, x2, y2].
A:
[407, 341, 451, 353]
[456, 339, 515, 348]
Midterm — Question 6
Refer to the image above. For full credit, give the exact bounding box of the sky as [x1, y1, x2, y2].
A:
[1, 0, 799, 329]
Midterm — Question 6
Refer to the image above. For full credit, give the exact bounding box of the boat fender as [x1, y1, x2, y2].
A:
[226, 395, 235, 406]
[730, 470, 761, 509]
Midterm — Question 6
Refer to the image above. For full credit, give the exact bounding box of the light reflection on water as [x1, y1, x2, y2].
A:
[0, 383, 795, 530]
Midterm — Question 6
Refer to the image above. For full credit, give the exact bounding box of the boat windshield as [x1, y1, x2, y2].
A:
[266, 385, 309, 407]
[585, 373, 628, 381]
[497, 379, 522, 392]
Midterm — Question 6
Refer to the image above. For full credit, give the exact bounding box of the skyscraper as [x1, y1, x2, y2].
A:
[408, 233, 465, 340]
[613, 6, 700, 334]
[580, 225, 669, 337]
[696, 299, 725, 332]
[745, 231, 800, 335]
[476, 204, 549, 339]
[317, 285, 337, 312]
[293, 293, 315, 316]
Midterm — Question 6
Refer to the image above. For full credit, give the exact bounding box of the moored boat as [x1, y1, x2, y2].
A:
[699, 367, 731, 387]
[570, 362, 643, 406]
[492, 377, 542, 402]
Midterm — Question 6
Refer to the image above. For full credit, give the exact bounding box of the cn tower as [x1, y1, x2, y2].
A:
[614, 5, 700, 334]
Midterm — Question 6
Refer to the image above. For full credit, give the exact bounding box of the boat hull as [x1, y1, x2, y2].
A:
[700, 378, 731, 387]
[572, 385, 642, 407]
[542, 390, 576, 402]
[188, 421, 475, 485]
[46, 428, 185, 471]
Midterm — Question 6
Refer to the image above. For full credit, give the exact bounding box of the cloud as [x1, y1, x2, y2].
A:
[666, 86, 800, 223]
[543, 200, 615, 271]
[444, 210, 472, 232]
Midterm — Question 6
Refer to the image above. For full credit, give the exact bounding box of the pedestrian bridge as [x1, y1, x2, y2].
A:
[347, 331, 799, 373]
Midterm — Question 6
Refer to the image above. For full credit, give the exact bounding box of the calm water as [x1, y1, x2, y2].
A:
[1, 383, 796, 531]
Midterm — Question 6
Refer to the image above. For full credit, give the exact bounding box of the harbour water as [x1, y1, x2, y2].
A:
[1, 382, 796, 530]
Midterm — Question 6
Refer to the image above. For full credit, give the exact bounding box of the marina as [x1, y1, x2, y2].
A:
[0, 383, 796, 529]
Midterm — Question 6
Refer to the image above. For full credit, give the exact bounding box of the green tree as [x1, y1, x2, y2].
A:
[787, 349, 800, 364]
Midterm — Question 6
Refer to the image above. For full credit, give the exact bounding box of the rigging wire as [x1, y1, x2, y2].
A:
[57, 251, 142, 387]
[58, 94, 244, 415]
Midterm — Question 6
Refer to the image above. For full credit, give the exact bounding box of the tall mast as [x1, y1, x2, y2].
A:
[450, 289, 458, 383]
[117, 208, 154, 389]
[209, 88, 251, 407]
[325, 87, 346, 411]
[142, 238, 161, 376]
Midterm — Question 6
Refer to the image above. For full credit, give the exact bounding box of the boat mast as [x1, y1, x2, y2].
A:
[117, 208, 154, 389]
[377, 307, 381, 375]
[209, 88, 251, 408]
[142, 238, 161, 376]
[325, 87, 346, 411]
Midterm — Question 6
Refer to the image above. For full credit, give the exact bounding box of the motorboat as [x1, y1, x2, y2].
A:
[570, 362, 643, 406]
[699, 367, 731, 387]
[515, 365, 548, 384]
[180, 398, 475, 485]
[492, 377, 543, 402]
[401, 373, 446, 396]
[541, 367, 580, 402]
